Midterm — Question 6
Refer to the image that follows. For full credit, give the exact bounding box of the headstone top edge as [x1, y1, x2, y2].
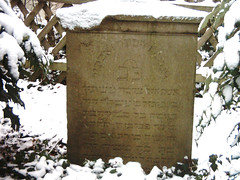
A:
[56, 0, 207, 31]
[105, 15, 203, 24]
[65, 15, 201, 34]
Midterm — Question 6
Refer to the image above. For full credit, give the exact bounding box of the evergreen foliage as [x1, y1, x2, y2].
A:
[197, 0, 240, 145]
[0, 0, 48, 128]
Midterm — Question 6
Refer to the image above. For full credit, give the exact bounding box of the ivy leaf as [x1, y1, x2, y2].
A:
[199, 4, 221, 34]
[235, 20, 240, 28]
[209, 154, 218, 163]
[110, 169, 117, 174]
[62, 160, 70, 169]
[210, 163, 218, 172]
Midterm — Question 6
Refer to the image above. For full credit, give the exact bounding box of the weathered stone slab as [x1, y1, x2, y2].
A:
[67, 16, 198, 172]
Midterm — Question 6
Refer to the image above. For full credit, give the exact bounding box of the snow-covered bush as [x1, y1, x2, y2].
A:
[197, 0, 240, 148]
[195, 1, 240, 177]
[0, 0, 48, 112]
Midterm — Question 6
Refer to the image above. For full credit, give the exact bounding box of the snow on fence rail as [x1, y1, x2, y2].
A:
[10, 0, 216, 83]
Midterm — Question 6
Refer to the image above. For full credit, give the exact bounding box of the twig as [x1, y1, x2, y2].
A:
[48, 137, 63, 155]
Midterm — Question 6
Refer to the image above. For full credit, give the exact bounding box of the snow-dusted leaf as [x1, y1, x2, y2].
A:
[223, 32, 240, 71]
[0, 32, 24, 80]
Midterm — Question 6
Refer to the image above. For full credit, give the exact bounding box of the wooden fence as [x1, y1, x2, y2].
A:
[10, 0, 218, 83]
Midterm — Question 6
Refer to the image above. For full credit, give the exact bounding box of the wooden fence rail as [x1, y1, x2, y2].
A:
[10, 0, 217, 83]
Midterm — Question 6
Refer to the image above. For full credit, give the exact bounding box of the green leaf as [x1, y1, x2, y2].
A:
[212, 1, 231, 29]
[204, 75, 212, 93]
[199, 3, 222, 33]
[27, 167, 35, 172]
[22, 35, 29, 41]
[5, 83, 25, 107]
[43, 139, 49, 146]
[229, 68, 239, 76]
[235, 20, 240, 28]
[199, 0, 232, 35]
[29, 152, 36, 162]
[110, 169, 117, 174]
[62, 160, 70, 169]
[210, 163, 218, 172]
[209, 154, 218, 164]
[14, 151, 26, 165]
[218, 160, 223, 165]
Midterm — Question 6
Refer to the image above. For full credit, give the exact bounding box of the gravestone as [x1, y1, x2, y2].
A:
[63, 6, 203, 171]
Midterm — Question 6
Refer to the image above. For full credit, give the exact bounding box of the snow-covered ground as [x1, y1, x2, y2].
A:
[1, 79, 240, 179]
[9, 80, 67, 144]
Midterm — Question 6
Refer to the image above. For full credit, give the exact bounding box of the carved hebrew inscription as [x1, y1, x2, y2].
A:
[67, 31, 196, 172]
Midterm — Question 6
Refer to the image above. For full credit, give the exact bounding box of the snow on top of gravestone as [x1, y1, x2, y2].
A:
[56, 0, 207, 30]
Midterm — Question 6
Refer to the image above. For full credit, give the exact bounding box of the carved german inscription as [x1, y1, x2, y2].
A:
[67, 21, 197, 172]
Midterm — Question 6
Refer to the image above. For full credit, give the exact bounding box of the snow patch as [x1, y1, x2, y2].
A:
[222, 85, 233, 104]
[224, 0, 240, 36]
[213, 52, 225, 71]
[211, 94, 222, 118]
[236, 76, 240, 89]
[223, 32, 240, 70]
